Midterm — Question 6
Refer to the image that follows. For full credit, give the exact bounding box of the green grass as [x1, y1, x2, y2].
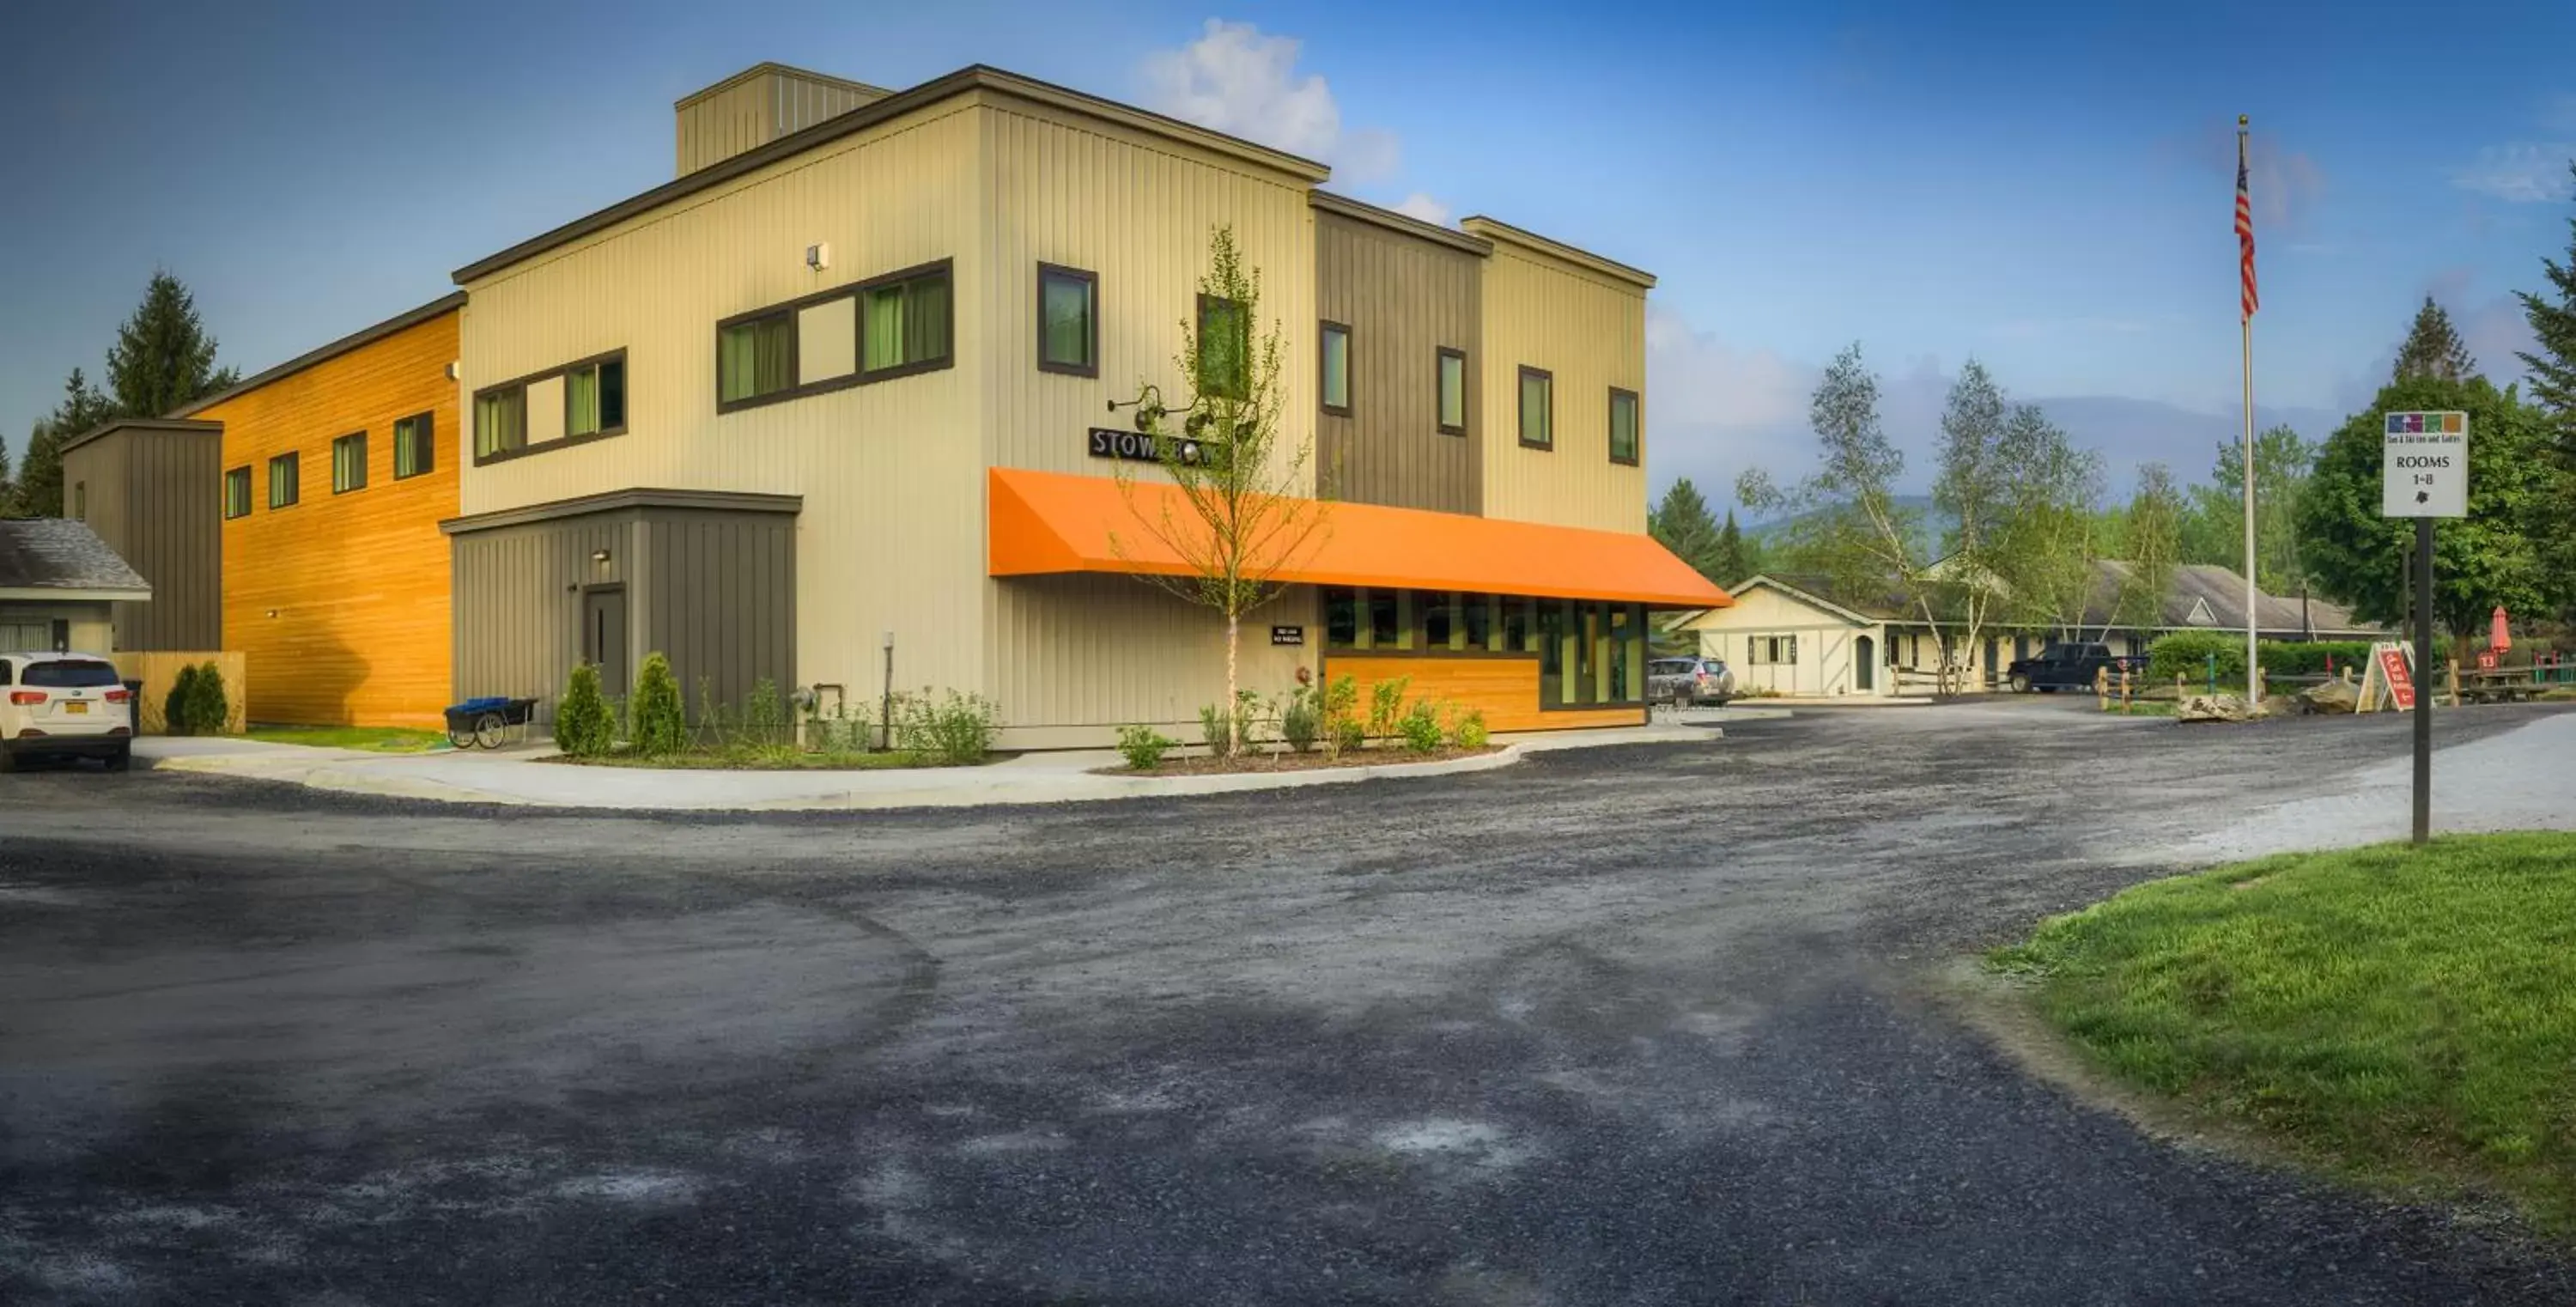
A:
[2099, 699, 2178, 717]
[246, 726, 450, 753]
[544, 747, 991, 770]
[1991, 832, 2576, 1227]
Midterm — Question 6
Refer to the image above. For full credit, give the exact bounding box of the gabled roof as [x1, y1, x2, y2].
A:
[0, 519, 151, 599]
[1673, 574, 1892, 628]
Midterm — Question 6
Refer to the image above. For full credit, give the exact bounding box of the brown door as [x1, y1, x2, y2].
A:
[583, 587, 629, 696]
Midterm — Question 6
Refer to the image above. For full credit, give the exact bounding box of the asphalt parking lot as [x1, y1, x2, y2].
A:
[6, 701, 2575, 1304]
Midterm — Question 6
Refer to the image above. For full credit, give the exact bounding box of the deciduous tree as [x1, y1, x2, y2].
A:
[1738, 343, 1928, 636]
[1989, 404, 2105, 640]
[1114, 224, 1329, 755]
[2114, 463, 2185, 637]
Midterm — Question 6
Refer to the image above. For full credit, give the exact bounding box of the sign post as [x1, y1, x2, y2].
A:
[2382, 410, 2467, 845]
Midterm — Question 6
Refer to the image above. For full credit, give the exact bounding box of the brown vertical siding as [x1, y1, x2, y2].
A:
[449, 502, 795, 722]
[1312, 210, 1481, 514]
[59, 425, 222, 651]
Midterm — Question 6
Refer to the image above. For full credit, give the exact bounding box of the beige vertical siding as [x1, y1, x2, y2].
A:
[675, 66, 891, 176]
[1312, 209, 1481, 514]
[0, 602, 112, 656]
[1474, 240, 1649, 533]
[460, 88, 1322, 743]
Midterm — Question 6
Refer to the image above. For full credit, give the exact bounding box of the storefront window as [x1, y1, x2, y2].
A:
[1325, 587, 1358, 648]
[1367, 589, 1402, 649]
[1461, 594, 1493, 651]
[1424, 592, 1455, 650]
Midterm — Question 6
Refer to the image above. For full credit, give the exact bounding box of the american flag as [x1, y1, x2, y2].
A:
[2235, 127, 2258, 319]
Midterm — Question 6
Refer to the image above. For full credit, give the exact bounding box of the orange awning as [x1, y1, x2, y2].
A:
[987, 467, 1733, 608]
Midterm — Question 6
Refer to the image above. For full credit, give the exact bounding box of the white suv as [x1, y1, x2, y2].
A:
[0, 652, 136, 772]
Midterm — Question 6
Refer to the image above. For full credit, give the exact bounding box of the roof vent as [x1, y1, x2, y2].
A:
[675, 63, 894, 176]
[2186, 596, 2216, 626]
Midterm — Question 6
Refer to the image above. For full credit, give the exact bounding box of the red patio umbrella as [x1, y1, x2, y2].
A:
[2493, 605, 2512, 654]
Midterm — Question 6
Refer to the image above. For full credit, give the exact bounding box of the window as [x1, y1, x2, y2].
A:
[1037, 264, 1097, 376]
[1518, 366, 1553, 449]
[71, 483, 85, 520]
[1365, 588, 1402, 650]
[331, 432, 368, 494]
[393, 412, 434, 479]
[860, 261, 953, 380]
[1437, 348, 1467, 436]
[719, 312, 795, 406]
[565, 356, 626, 437]
[1422, 590, 1454, 649]
[1609, 387, 1640, 465]
[267, 453, 300, 509]
[223, 466, 252, 520]
[24, 659, 119, 689]
[1749, 635, 1798, 666]
[475, 386, 526, 458]
[1326, 587, 1359, 648]
[1461, 593, 1492, 649]
[1320, 321, 1352, 416]
[1197, 294, 1247, 399]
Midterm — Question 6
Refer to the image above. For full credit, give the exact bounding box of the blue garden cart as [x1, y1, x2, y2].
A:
[443, 696, 541, 750]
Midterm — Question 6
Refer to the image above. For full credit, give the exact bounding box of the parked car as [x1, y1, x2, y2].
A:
[0, 652, 136, 772]
[1648, 656, 1738, 707]
[2005, 641, 2145, 694]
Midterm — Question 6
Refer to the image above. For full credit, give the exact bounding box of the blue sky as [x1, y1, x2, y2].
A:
[6, 0, 2573, 504]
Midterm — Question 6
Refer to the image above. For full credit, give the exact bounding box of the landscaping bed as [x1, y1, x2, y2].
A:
[1990, 832, 2576, 1229]
[1097, 745, 1502, 777]
[540, 748, 999, 771]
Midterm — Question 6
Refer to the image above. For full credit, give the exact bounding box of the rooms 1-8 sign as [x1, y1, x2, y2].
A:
[2381, 410, 2467, 519]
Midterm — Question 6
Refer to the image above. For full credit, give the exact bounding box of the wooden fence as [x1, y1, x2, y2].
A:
[107, 651, 248, 735]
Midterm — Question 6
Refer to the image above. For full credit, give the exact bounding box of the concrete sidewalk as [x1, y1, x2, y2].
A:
[138, 710, 1781, 812]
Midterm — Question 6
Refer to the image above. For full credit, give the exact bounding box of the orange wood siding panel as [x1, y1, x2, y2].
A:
[1324, 655, 1644, 733]
[202, 310, 459, 727]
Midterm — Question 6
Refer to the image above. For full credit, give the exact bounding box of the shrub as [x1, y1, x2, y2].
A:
[1366, 675, 1412, 739]
[554, 662, 616, 757]
[187, 660, 230, 735]
[630, 653, 688, 757]
[893, 687, 1000, 765]
[1116, 724, 1176, 770]
[1321, 674, 1364, 758]
[1450, 708, 1490, 751]
[1198, 702, 1235, 759]
[1397, 699, 1444, 754]
[165, 663, 202, 735]
[1279, 687, 1321, 753]
[2146, 631, 2245, 687]
[743, 677, 788, 747]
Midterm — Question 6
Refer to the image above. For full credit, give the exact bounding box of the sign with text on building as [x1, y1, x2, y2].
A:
[2381, 410, 2468, 519]
[1270, 625, 1304, 647]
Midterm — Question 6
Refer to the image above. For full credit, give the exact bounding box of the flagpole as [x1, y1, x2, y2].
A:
[2239, 113, 2260, 702]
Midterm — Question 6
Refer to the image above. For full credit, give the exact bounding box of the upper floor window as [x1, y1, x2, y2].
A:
[475, 386, 526, 459]
[1037, 264, 1097, 376]
[1609, 387, 1639, 465]
[1517, 366, 1553, 450]
[719, 310, 794, 407]
[267, 452, 301, 509]
[860, 261, 953, 380]
[565, 357, 626, 437]
[223, 466, 251, 520]
[393, 412, 434, 479]
[1437, 348, 1467, 436]
[1196, 294, 1247, 400]
[1319, 321, 1351, 416]
[332, 432, 368, 494]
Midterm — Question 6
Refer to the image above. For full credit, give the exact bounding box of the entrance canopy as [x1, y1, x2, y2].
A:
[987, 467, 1732, 608]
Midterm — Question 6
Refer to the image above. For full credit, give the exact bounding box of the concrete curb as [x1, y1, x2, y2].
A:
[143, 723, 1724, 813]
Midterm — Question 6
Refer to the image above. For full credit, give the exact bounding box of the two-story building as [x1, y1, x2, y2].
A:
[440, 62, 1725, 747]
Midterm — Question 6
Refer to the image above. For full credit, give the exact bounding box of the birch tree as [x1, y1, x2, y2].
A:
[1990, 404, 2105, 640]
[2112, 463, 2185, 637]
[1112, 224, 1329, 754]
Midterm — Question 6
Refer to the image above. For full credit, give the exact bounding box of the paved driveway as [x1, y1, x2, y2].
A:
[6, 703, 2575, 1304]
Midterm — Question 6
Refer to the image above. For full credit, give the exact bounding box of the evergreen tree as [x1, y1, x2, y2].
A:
[2392, 296, 2477, 383]
[0, 430, 13, 509]
[7, 370, 113, 519]
[1649, 477, 1727, 582]
[1714, 509, 1751, 587]
[2516, 161, 2576, 430]
[105, 271, 237, 418]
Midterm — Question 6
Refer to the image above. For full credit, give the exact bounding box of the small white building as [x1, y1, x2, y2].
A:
[1666, 563, 2385, 699]
[0, 520, 152, 654]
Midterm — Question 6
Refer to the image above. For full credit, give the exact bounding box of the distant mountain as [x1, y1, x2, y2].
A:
[1746, 495, 1952, 557]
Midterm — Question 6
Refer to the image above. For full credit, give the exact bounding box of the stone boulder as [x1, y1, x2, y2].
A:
[2302, 678, 2360, 714]
[2177, 693, 2257, 723]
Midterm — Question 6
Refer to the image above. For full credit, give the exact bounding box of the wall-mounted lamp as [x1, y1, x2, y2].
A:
[592, 549, 611, 564]
[265, 609, 278, 619]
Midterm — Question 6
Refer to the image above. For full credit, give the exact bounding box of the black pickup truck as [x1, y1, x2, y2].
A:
[2006, 641, 2146, 692]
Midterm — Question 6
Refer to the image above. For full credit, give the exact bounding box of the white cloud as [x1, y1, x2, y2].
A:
[1140, 20, 1400, 184]
[1389, 192, 1451, 226]
[2453, 143, 2576, 203]
[1643, 307, 1818, 503]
